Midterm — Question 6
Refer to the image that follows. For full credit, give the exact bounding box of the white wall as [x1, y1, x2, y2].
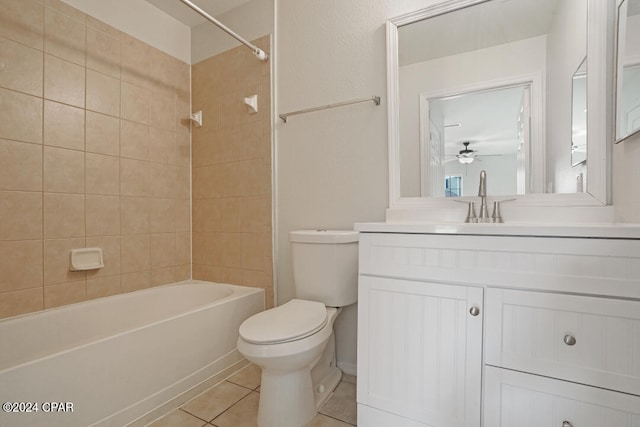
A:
[191, 0, 273, 63]
[60, 0, 191, 63]
[545, 0, 587, 193]
[399, 36, 547, 197]
[275, 0, 440, 373]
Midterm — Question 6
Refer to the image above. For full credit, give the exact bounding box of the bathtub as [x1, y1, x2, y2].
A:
[0, 280, 264, 427]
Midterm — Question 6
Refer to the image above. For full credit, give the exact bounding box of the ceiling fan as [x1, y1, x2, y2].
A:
[456, 141, 477, 164]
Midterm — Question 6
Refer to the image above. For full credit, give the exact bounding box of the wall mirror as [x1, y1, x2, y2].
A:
[616, 0, 640, 142]
[388, 0, 614, 208]
[572, 57, 587, 167]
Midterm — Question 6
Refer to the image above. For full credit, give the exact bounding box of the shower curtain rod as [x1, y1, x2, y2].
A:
[178, 0, 269, 61]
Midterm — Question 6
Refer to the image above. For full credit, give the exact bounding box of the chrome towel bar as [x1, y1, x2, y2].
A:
[279, 96, 381, 123]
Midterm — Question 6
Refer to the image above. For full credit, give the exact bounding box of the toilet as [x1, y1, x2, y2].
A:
[236, 229, 358, 427]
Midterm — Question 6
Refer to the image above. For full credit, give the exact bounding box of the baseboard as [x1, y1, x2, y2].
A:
[337, 361, 357, 377]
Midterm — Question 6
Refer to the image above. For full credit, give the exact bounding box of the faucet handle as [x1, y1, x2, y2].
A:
[491, 198, 516, 223]
[465, 202, 478, 223]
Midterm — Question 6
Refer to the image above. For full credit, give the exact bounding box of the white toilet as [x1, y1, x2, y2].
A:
[237, 229, 358, 427]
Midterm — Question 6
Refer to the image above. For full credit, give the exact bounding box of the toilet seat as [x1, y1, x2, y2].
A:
[239, 299, 327, 344]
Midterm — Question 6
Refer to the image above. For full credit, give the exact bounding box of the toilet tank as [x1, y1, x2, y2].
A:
[289, 230, 359, 307]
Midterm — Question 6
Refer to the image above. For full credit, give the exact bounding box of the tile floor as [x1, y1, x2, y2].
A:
[147, 364, 357, 427]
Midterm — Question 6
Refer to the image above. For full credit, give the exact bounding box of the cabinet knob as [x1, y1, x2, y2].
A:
[562, 421, 573, 427]
[563, 334, 577, 346]
[469, 306, 480, 316]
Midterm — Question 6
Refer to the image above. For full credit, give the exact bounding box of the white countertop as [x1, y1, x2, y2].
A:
[354, 222, 640, 239]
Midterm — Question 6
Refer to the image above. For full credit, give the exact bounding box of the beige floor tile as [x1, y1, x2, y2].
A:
[305, 413, 355, 427]
[227, 363, 261, 390]
[318, 382, 357, 425]
[210, 392, 259, 427]
[181, 381, 251, 422]
[147, 409, 207, 427]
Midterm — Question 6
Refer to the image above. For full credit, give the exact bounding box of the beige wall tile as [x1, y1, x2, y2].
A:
[149, 198, 175, 233]
[86, 16, 119, 38]
[86, 194, 120, 236]
[150, 163, 176, 198]
[241, 232, 263, 271]
[121, 234, 150, 273]
[44, 0, 86, 22]
[220, 232, 242, 269]
[175, 232, 190, 265]
[0, 240, 43, 292]
[150, 266, 174, 287]
[0, 0, 44, 50]
[121, 81, 149, 125]
[120, 196, 149, 235]
[86, 152, 119, 195]
[150, 90, 175, 132]
[44, 100, 84, 150]
[174, 264, 191, 281]
[121, 270, 150, 293]
[218, 197, 241, 232]
[120, 120, 149, 161]
[43, 237, 86, 285]
[0, 139, 42, 191]
[176, 166, 190, 199]
[0, 287, 44, 318]
[120, 34, 150, 88]
[240, 196, 264, 233]
[44, 7, 85, 65]
[149, 127, 175, 165]
[43, 146, 85, 193]
[86, 235, 121, 278]
[175, 199, 191, 232]
[86, 111, 119, 156]
[0, 36, 43, 96]
[0, 88, 43, 144]
[150, 233, 175, 269]
[44, 280, 86, 308]
[87, 275, 121, 300]
[176, 127, 190, 167]
[120, 158, 150, 197]
[43, 192, 84, 238]
[86, 69, 120, 116]
[86, 26, 120, 78]
[0, 190, 42, 240]
[44, 54, 85, 107]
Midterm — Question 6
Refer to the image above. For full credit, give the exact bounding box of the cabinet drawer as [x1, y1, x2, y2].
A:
[484, 366, 640, 426]
[485, 288, 640, 396]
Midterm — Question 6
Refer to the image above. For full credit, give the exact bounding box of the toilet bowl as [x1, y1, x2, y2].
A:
[236, 230, 358, 427]
[237, 299, 342, 427]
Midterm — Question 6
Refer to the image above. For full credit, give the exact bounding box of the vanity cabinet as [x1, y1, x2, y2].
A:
[356, 229, 640, 427]
[357, 276, 483, 427]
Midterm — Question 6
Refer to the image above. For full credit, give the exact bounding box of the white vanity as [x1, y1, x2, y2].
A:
[355, 223, 640, 427]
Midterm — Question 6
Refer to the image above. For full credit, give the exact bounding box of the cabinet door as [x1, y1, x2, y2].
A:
[484, 366, 640, 427]
[357, 276, 483, 427]
[485, 288, 640, 395]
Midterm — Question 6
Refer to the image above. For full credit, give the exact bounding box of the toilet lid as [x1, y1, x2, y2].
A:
[239, 299, 328, 344]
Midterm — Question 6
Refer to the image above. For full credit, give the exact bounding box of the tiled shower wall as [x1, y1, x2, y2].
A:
[0, 0, 191, 319]
[191, 36, 274, 308]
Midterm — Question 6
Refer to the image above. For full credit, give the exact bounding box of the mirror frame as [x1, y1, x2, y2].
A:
[614, 0, 640, 143]
[387, 0, 615, 209]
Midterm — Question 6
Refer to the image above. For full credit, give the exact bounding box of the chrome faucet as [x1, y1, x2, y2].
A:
[477, 170, 490, 222]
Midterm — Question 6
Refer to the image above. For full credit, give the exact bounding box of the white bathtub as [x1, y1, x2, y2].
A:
[0, 280, 264, 427]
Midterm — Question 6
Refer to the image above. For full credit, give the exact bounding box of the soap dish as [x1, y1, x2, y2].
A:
[69, 248, 104, 271]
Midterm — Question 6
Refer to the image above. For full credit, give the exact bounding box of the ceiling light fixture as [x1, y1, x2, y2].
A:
[458, 156, 474, 164]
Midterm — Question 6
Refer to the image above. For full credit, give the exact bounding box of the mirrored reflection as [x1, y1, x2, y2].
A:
[397, 0, 587, 197]
[616, 0, 640, 142]
[426, 85, 528, 197]
[571, 58, 587, 166]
